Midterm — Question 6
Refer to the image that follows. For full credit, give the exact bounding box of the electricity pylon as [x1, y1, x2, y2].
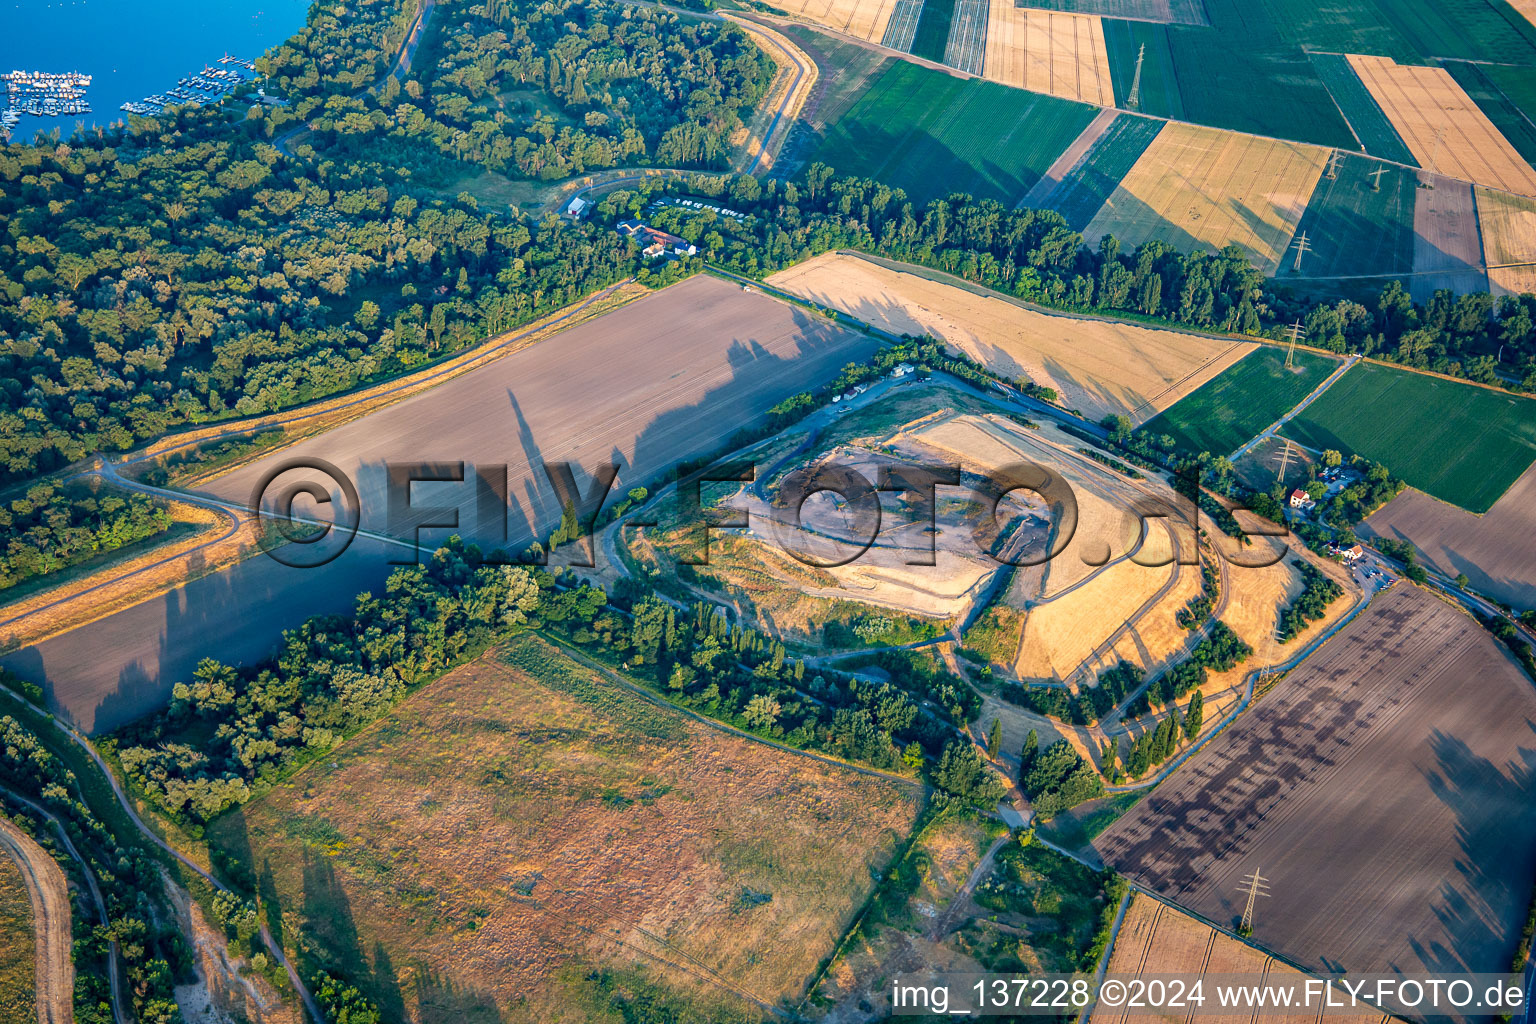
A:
[1238, 868, 1271, 933]
[1283, 320, 1306, 369]
[1127, 44, 1145, 110]
[1291, 232, 1311, 273]
[1368, 166, 1388, 192]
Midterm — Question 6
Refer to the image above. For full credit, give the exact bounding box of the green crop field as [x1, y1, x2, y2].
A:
[1141, 346, 1339, 457]
[1376, 0, 1536, 65]
[1481, 62, 1536, 133]
[1443, 61, 1536, 168]
[808, 60, 1097, 206]
[1279, 153, 1416, 279]
[1104, 20, 1184, 119]
[910, 0, 958, 61]
[1048, 114, 1164, 230]
[1310, 53, 1418, 165]
[1104, 9, 1356, 149]
[1283, 362, 1536, 512]
[1165, 28, 1357, 148]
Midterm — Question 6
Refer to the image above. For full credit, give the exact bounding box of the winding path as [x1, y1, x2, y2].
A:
[0, 817, 72, 1024]
[0, 688, 323, 1024]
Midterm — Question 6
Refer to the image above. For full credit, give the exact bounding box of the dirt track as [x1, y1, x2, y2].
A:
[0, 818, 73, 1024]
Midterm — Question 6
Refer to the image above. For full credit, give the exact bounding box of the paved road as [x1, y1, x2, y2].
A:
[274, 0, 435, 156]
[0, 816, 73, 1024]
[1229, 354, 1359, 462]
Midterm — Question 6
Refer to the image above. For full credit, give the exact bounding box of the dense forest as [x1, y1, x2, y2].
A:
[353, 0, 775, 178]
[0, 481, 170, 591]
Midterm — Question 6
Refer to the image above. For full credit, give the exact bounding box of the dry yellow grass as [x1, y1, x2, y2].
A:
[767, 252, 1254, 423]
[727, 15, 818, 174]
[1349, 54, 1536, 197]
[1082, 122, 1330, 274]
[1094, 893, 1390, 1024]
[0, 501, 256, 651]
[215, 637, 920, 1022]
[764, 0, 899, 43]
[1014, 559, 1175, 680]
[981, 8, 1114, 105]
[1475, 186, 1536, 297]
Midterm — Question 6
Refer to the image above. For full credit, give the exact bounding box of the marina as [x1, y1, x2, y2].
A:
[0, 0, 307, 140]
[1, 70, 92, 133]
[117, 58, 252, 117]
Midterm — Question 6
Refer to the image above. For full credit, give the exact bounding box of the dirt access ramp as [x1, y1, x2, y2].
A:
[0, 818, 72, 1024]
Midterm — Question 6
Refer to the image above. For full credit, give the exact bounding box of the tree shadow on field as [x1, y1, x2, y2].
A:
[1412, 727, 1536, 973]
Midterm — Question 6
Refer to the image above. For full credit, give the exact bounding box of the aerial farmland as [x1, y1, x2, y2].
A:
[768, 252, 1253, 422]
[1282, 360, 1536, 512]
[1080, 123, 1330, 274]
[1098, 585, 1536, 979]
[212, 635, 922, 1021]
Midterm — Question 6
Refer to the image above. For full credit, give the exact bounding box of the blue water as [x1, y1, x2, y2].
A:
[1, 0, 309, 142]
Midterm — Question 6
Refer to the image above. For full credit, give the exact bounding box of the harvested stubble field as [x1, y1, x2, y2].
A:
[211, 636, 921, 1023]
[980, 7, 1115, 105]
[767, 0, 900, 44]
[1044, 113, 1164, 230]
[7, 275, 878, 736]
[1141, 346, 1338, 458]
[1097, 585, 1536, 978]
[1309, 52, 1416, 166]
[1363, 460, 1536, 609]
[806, 59, 1097, 206]
[1410, 171, 1489, 301]
[1475, 185, 1536, 298]
[767, 252, 1253, 423]
[1279, 152, 1416, 279]
[1283, 360, 1536, 512]
[1093, 894, 1391, 1024]
[1348, 54, 1536, 198]
[1082, 122, 1331, 274]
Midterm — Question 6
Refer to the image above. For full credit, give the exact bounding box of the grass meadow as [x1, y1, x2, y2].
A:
[1142, 346, 1338, 456]
[1283, 362, 1536, 512]
[808, 60, 1096, 206]
[209, 635, 921, 1024]
[0, 858, 33, 1024]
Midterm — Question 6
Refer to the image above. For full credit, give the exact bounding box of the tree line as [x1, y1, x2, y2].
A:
[115, 537, 1001, 825]
[0, 481, 170, 592]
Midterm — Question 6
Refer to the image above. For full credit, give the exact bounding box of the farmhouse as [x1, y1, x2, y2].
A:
[1288, 488, 1316, 511]
[615, 219, 696, 259]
